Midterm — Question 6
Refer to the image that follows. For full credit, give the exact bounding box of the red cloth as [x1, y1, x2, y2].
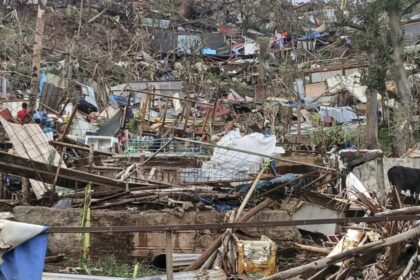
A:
[17, 109, 27, 124]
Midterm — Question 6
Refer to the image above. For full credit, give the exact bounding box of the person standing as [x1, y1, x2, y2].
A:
[16, 103, 28, 124]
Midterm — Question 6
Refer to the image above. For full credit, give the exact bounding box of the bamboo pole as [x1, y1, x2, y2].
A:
[235, 164, 267, 221]
[59, 104, 79, 141]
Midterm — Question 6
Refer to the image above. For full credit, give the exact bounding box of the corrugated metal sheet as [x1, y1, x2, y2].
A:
[43, 270, 227, 280]
[0, 118, 67, 198]
[311, 70, 342, 83]
[96, 110, 123, 137]
[404, 21, 420, 44]
[152, 31, 225, 54]
[292, 202, 343, 236]
[110, 80, 184, 104]
[142, 18, 170, 29]
[40, 83, 64, 111]
[2, 100, 27, 117]
[178, 34, 201, 54]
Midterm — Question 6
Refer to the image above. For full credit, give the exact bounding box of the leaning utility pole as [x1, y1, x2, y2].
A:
[29, 5, 46, 114]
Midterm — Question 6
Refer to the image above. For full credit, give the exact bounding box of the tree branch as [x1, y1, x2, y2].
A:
[341, 21, 366, 32]
[404, 0, 420, 15]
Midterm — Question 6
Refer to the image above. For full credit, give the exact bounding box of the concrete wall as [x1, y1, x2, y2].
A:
[352, 158, 420, 193]
[13, 207, 301, 259]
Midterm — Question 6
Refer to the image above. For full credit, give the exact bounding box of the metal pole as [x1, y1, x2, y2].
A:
[166, 230, 174, 280]
[47, 215, 420, 233]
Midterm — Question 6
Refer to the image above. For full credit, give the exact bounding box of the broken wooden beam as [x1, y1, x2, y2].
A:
[294, 243, 331, 255]
[184, 198, 273, 271]
[0, 151, 167, 190]
[261, 225, 420, 280]
[374, 206, 420, 217]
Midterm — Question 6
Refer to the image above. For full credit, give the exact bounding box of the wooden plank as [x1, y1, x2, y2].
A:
[305, 82, 327, 99]
[0, 151, 188, 190]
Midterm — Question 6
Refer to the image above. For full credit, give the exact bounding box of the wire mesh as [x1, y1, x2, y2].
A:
[125, 137, 204, 156]
[128, 137, 271, 184]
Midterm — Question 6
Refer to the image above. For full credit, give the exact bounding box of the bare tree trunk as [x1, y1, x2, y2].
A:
[366, 88, 378, 149]
[388, 9, 413, 155]
[29, 5, 46, 114]
[388, 10, 412, 105]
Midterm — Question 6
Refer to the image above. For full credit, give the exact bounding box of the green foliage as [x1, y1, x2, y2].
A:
[129, 115, 143, 133]
[336, 0, 391, 92]
[309, 123, 358, 149]
[65, 5, 80, 21]
[224, 80, 254, 97]
[378, 127, 392, 152]
[67, 255, 157, 278]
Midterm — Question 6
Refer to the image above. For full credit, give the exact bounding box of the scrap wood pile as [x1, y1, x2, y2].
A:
[183, 191, 420, 280]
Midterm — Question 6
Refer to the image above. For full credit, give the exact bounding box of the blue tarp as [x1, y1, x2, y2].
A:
[197, 196, 237, 213]
[110, 95, 128, 107]
[0, 226, 48, 280]
[299, 32, 323, 41]
[38, 72, 47, 97]
[238, 173, 303, 193]
[202, 48, 217, 55]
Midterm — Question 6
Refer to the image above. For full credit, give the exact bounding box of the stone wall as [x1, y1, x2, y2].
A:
[352, 158, 420, 194]
[13, 207, 301, 259]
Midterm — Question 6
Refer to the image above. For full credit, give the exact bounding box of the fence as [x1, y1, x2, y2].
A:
[126, 137, 204, 156]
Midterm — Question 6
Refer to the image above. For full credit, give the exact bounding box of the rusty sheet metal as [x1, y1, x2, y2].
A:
[237, 235, 276, 277]
[43, 269, 227, 280]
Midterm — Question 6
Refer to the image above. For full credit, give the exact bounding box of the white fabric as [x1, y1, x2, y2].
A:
[0, 219, 45, 263]
[183, 131, 276, 182]
[346, 172, 372, 201]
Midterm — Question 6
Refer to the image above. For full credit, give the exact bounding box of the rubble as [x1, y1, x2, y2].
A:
[0, 0, 420, 279]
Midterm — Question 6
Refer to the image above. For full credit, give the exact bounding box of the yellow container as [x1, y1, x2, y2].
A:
[236, 235, 277, 277]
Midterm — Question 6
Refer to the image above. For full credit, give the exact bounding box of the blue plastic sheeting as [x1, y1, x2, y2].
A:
[197, 196, 237, 213]
[109, 95, 128, 107]
[38, 72, 47, 97]
[0, 226, 48, 280]
[238, 173, 303, 193]
[299, 32, 323, 41]
[202, 48, 217, 55]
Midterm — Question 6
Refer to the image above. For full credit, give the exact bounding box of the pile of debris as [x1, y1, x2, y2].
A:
[0, 1, 420, 280]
